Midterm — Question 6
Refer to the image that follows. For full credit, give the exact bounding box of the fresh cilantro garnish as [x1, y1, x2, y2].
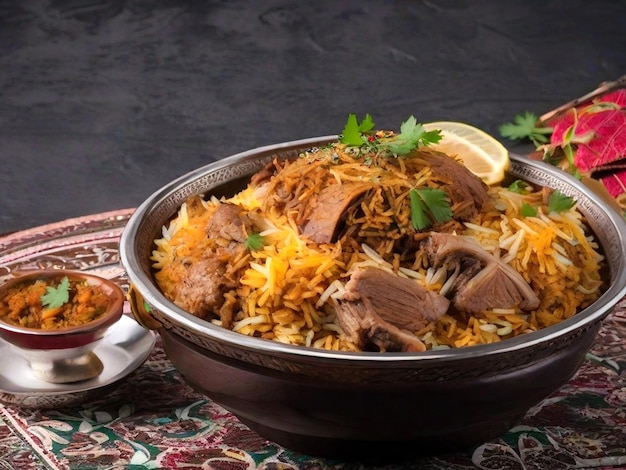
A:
[339, 114, 442, 157]
[409, 188, 453, 230]
[508, 179, 533, 194]
[499, 112, 553, 147]
[547, 191, 575, 213]
[40, 276, 70, 309]
[410, 189, 429, 230]
[340, 113, 375, 147]
[378, 116, 442, 156]
[245, 233, 265, 251]
[520, 202, 538, 217]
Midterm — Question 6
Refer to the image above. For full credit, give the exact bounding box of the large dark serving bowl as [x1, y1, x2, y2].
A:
[119, 136, 626, 460]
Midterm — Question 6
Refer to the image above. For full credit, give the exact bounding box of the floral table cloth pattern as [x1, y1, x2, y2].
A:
[0, 210, 625, 470]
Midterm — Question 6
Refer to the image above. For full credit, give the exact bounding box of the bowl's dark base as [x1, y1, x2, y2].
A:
[160, 327, 598, 461]
[236, 414, 524, 462]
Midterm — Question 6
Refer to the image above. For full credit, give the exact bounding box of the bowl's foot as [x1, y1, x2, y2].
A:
[238, 415, 520, 463]
[28, 351, 104, 383]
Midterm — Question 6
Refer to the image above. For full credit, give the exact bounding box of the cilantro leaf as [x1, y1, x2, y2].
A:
[508, 179, 533, 194]
[409, 189, 429, 230]
[40, 276, 70, 309]
[421, 129, 443, 146]
[340, 114, 363, 146]
[520, 202, 537, 217]
[499, 112, 553, 147]
[382, 116, 442, 155]
[358, 113, 375, 132]
[409, 188, 453, 230]
[245, 233, 265, 251]
[422, 188, 453, 223]
[340, 114, 374, 147]
[547, 191, 575, 213]
[340, 114, 442, 157]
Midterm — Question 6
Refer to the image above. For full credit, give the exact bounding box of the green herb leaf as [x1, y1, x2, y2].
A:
[422, 129, 443, 145]
[358, 113, 375, 133]
[245, 233, 265, 251]
[508, 179, 532, 194]
[499, 112, 553, 147]
[40, 276, 70, 309]
[340, 114, 374, 147]
[422, 188, 453, 223]
[340, 114, 363, 146]
[520, 202, 537, 217]
[383, 116, 442, 155]
[340, 114, 441, 156]
[547, 191, 575, 213]
[409, 188, 453, 230]
[410, 189, 429, 230]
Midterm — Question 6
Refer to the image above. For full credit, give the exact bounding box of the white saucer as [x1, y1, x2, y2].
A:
[0, 315, 155, 406]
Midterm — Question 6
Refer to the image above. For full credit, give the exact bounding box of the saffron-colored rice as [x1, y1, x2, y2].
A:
[151, 148, 605, 352]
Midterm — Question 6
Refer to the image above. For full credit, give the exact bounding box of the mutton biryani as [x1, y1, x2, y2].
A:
[151, 115, 605, 352]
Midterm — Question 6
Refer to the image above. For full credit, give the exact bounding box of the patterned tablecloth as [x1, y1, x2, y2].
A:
[0, 209, 625, 470]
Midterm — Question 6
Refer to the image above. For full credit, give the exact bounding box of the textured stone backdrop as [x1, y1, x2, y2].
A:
[1, 0, 625, 232]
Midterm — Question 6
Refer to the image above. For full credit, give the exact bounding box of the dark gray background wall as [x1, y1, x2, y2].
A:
[1, 0, 625, 233]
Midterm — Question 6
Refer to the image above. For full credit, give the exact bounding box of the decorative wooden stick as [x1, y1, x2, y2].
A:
[538, 74, 626, 125]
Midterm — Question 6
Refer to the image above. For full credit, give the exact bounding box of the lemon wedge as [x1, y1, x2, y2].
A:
[423, 121, 510, 185]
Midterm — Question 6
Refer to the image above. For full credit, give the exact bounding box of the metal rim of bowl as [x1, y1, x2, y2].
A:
[120, 135, 626, 365]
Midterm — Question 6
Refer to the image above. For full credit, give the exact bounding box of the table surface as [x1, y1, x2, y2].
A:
[1, 1, 626, 469]
[0, 210, 625, 470]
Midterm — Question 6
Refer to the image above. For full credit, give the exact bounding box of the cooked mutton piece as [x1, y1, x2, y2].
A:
[334, 267, 450, 352]
[426, 232, 540, 313]
[172, 256, 239, 321]
[255, 149, 493, 248]
[206, 203, 253, 246]
[299, 182, 371, 244]
[166, 202, 253, 328]
[417, 150, 491, 221]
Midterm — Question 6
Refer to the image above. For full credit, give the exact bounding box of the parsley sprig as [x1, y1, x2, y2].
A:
[548, 190, 575, 213]
[515, 190, 575, 218]
[340, 113, 375, 146]
[508, 179, 533, 194]
[499, 112, 553, 147]
[409, 188, 453, 230]
[40, 276, 70, 309]
[245, 233, 265, 251]
[520, 203, 538, 218]
[340, 114, 442, 157]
